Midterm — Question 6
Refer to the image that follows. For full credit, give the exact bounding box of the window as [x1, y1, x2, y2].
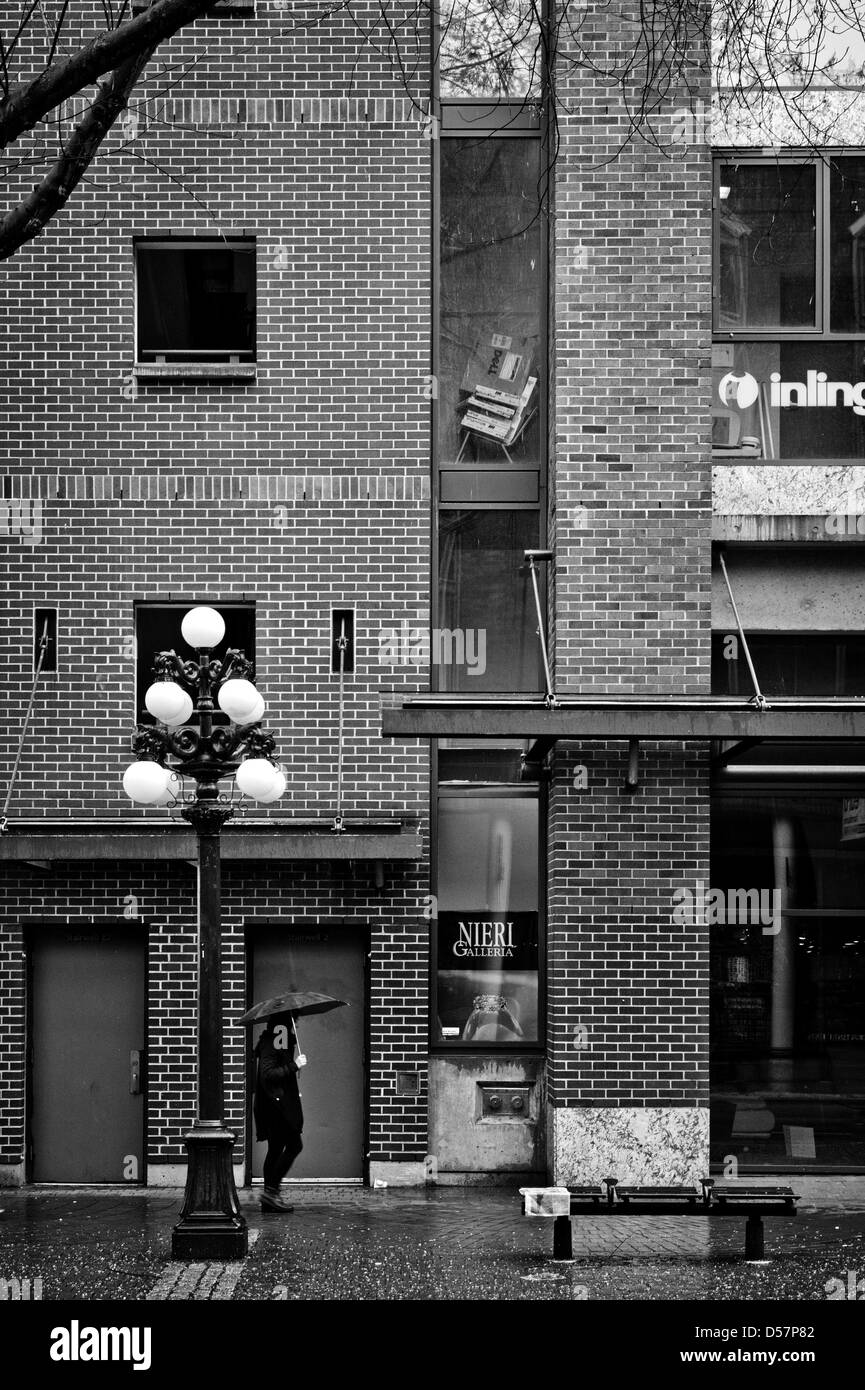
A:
[713, 157, 865, 462]
[135, 602, 255, 724]
[436, 104, 546, 695]
[711, 792, 865, 1168]
[712, 632, 865, 696]
[438, 510, 540, 691]
[136, 240, 256, 362]
[434, 788, 540, 1046]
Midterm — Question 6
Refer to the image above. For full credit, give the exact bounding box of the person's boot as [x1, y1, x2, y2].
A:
[261, 1186, 294, 1213]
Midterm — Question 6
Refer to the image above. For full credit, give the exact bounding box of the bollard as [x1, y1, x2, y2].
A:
[553, 1215, 573, 1260]
[745, 1214, 765, 1259]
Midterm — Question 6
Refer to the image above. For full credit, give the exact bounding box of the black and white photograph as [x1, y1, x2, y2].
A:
[1, 0, 865, 1364]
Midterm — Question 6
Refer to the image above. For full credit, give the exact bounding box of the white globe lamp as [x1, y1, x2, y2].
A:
[145, 680, 189, 724]
[123, 761, 171, 805]
[234, 693, 265, 726]
[153, 771, 184, 807]
[254, 768, 286, 804]
[217, 678, 260, 722]
[163, 690, 195, 727]
[235, 758, 280, 801]
[181, 606, 225, 650]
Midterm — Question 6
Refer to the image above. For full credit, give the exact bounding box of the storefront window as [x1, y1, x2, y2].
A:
[435, 792, 540, 1045]
[711, 793, 865, 1168]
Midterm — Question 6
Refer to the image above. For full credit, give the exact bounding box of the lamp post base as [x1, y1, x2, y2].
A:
[171, 1120, 248, 1261]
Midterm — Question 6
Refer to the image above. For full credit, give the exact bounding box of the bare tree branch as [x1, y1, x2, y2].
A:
[0, 0, 221, 149]
[0, 40, 158, 259]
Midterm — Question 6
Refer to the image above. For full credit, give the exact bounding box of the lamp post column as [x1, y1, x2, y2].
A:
[171, 788, 247, 1260]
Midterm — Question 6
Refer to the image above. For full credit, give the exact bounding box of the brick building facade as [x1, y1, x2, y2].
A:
[1, 3, 864, 1191]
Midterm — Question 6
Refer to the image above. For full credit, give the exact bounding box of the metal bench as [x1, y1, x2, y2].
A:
[520, 1177, 799, 1260]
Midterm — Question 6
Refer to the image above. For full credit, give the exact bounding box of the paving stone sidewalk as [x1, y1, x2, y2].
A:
[2, 1182, 865, 1301]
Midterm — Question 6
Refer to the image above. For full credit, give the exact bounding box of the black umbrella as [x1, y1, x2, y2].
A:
[238, 991, 348, 1026]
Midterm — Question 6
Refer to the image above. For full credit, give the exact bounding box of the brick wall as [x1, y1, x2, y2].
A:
[0, 856, 429, 1168]
[0, 6, 433, 1173]
[547, 4, 712, 1114]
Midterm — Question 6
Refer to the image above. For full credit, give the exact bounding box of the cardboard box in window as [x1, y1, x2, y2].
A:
[461, 333, 535, 401]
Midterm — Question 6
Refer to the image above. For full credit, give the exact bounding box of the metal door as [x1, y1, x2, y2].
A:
[29, 928, 145, 1183]
[250, 927, 366, 1181]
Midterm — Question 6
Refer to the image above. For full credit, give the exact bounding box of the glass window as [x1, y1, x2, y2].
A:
[438, 509, 540, 691]
[717, 163, 817, 331]
[438, 0, 542, 98]
[137, 241, 256, 361]
[435, 792, 539, 1044]
[830, 157, 865, 332]
[135, 603, 255, 725]
[713, 341, 865, 460]
[712, 633, 865, 697]
[711, 793, 865, 1168]
[440, 137, 542, 466]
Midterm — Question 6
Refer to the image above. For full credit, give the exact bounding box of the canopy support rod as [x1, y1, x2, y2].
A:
[1, 620, 50, 834]
[718, 551, 768, 710]
[525, 549, 556, 708]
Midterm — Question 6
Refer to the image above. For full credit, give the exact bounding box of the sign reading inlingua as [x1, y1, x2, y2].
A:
[720, 370, 865, 416]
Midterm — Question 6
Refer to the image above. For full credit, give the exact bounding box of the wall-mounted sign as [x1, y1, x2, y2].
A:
[436, 911, 539, 1043]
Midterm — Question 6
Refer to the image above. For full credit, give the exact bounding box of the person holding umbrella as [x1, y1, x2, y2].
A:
[253, 1012, 306, 1213]
[241, 990, 348, 1213]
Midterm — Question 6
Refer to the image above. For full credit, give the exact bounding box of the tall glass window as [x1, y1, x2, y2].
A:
[711, 793, 865, 1169]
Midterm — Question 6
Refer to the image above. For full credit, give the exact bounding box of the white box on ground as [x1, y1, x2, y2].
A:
[519, 1187, 570, 1217]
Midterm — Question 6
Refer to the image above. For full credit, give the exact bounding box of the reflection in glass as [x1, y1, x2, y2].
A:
[440, 138, 542, 465]
[713, 341, 865, 460]
[437, 795, 539, 1043]
[830, 157, 865, 332]
[438, 0, 542, 98]
[438, 510, 539, 691]
[717, 164, 816, 330]
[711, 794, 865, 1166]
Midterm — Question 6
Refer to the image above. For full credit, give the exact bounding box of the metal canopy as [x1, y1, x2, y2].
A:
[381, 694, 865, 742]
[0, 819, 422, 863]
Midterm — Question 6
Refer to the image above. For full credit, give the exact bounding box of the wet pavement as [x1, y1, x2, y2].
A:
[3, 1183, 865, 1301]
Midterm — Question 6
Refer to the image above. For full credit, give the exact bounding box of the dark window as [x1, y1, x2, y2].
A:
[435, 790, 540, 1046]
[712, 632, 865, 696]
[135, 603, 255, 724]
[717, 163, 817, 332]
[830, 157, 865, 333]
[438, 509, 540, 691]
[136, 241, 255, 361]
[711, 792, 865, 1168]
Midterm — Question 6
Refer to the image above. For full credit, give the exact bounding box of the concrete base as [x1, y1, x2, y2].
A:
[0, 1163, 25, 1188]
[368, 1161, 427, 1187]
[549, 1106, 710, 1186]
[148, 1162, 245, 1188]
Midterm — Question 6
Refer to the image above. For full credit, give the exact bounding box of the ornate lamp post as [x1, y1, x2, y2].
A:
[123, 606, 286, 1260]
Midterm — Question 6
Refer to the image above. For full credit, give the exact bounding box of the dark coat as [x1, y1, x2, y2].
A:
[253, 1028, 304, 1140]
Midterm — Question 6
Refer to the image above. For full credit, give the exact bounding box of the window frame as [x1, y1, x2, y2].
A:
[134, 237, 258, 365]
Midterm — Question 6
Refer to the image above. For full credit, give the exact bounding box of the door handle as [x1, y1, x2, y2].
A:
[130, 1050, 142, 1095]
